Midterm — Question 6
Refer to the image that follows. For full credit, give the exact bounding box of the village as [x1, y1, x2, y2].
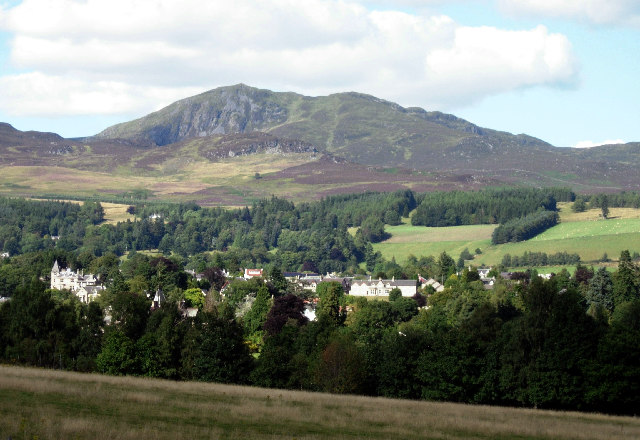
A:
[48, 259, 513, 321]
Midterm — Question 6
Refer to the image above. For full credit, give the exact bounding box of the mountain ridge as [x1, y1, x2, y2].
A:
[1, 85, 639, 204]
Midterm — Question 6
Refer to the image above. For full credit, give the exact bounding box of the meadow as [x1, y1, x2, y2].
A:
[373, 204, 640, 267]
[1, 365, 639, 440]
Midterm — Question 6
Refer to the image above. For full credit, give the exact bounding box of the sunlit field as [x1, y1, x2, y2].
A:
[373, 206, 640, 266]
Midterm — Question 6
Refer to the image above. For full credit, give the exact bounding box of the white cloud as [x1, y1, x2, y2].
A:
[423, 24, 577, 107]
[0, 0, 578, 117]
[0, 72, 202, 116]
[498, 0, 640, 27]
[572, 139, 626, 148]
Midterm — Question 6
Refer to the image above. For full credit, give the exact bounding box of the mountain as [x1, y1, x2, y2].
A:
[95, 84, 558, 169]
[1, 85, 639, 204]
[93, 84, 640, 189]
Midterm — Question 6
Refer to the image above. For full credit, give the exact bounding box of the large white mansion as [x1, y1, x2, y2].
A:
[349, 277, 418, 297]
[50, 260, 104, 303]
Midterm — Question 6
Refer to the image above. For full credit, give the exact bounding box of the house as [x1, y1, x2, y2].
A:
[50, 260, 104, 303]
[76, 285, 105, 303]
[283, 272, 305, 280]
[0, 252, 9, 258]
[151, 288, 165, 309]
[418, 275, 444, 292]
[185, 269, 205, 282]
[243, 268, 264, 279]
[286, 273, 351, 294]
[349, 277, 417, 297]
[321, 275, 352, 294]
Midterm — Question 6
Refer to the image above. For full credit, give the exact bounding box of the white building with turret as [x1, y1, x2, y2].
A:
[50, 260, 104, 303]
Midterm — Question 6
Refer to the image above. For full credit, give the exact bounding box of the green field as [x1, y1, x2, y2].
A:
[373, 207, 640, 266]
[1, 365, 639, 440]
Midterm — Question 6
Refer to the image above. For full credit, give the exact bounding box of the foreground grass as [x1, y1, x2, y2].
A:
[1, 366, 639, 440]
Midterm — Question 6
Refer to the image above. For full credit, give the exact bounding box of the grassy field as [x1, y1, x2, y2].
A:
[1, 366, 639, 440]
[374, 205, 640, 266]
[372, 223, 495, 265]
[30, 198, 136, 225]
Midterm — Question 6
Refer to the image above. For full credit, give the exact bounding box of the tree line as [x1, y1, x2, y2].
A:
[501, 251, 581, 268]
[411, 187, 571, 227]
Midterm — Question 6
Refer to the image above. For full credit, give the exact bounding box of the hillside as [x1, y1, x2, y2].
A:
[95, 84, 558, 168]
[1, 84, 639, 203]
[93, 84, 640, 189]
[2, 365, 639, 440]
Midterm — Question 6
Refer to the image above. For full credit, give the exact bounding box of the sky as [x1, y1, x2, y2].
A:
[0, 0, 638, 148]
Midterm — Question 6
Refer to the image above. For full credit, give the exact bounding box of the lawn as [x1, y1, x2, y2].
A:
[1, 365, 639, 440]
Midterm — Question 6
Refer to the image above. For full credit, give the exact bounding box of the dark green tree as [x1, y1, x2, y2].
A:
[436, 251, 456, 283]
[613, 250, 639, 308]
[268, 266, 288, 295]
[243, 284, 271, 335]
[388, 287, 402, 302]
[497, 278, 600, 410]
[586, 267, 614, 313]
[588, 300, 640, 414]
[601, 196, 609, 219]
[96, 330, 138, 375]
[192, 309, 253, 384]
[572, 198, 587, 213]
[108, 291, 150, 340]
[316, 281, 345, 326]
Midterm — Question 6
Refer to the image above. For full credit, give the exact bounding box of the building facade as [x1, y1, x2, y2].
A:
[349, 277, 417, 297]
[50, 260, 103, 303]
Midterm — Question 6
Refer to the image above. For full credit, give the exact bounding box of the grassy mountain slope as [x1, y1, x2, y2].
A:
[95, 84, 558, 167]
[2, 84, 639, 203]
[93, 84, 640, 189]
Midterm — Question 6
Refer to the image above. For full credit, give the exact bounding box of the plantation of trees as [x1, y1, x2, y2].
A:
[491, 210, 559, 244]
[410, 187, 571, 227]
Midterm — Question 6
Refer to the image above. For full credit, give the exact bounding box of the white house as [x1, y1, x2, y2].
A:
[349, 277, 417, 297]
[243, 268, 264, 279]
[76, 285, 105, 303]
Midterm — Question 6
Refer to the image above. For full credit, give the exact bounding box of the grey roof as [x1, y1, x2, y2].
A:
[353, 279, 416, 287]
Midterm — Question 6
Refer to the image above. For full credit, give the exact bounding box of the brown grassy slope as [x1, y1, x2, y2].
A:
[1, 365, 639, 440]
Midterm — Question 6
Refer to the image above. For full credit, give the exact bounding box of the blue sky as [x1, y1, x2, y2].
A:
[0, 0, 638, 148]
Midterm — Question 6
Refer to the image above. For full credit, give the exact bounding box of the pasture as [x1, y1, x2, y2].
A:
[1, 365, 639, 440]
[374, 206, 640, 266]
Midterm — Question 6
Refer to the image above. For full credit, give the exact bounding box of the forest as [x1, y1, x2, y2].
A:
[410, 187, 571, 227]
[1, 189, 640, 415]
